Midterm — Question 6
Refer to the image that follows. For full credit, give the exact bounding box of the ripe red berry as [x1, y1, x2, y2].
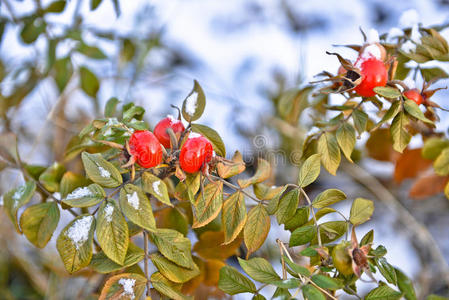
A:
[404, 89, 424, 105]
[179, 133, 214, 173]
[354, 57, 388, 97]
[154, 115, 185, 148]
[128, 130, 163, 168]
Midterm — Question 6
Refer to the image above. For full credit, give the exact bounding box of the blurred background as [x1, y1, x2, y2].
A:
[1, 0, 449, 299]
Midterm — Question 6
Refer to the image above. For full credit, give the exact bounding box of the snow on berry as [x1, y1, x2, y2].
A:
[118, 278, 136, 299]
[66, 216, 93, 250]
[188, 132, 202, 139]
[358, 44, 382, 62]
[104, 204, 114, 222]
[185, 91, 198, 115]
[65, 187, 92, 200]
[127, 191, 140, 210]
[167, 114, 182, 124]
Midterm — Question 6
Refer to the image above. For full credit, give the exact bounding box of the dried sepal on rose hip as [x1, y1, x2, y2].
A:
[154, 115, 185, 149]
[179, 132, 214, 174]
[125, 130, 163, 169]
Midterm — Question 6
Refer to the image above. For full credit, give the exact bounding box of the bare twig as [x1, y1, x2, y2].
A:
[300, 188, 322, 247]
[143, 231, 151, 296]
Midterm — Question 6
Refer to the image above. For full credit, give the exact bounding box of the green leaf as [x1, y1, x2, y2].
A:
[404, 99, 433, 124]
[302, 284, 326, 300]
[218, 265, 256, 295]
[272, 278, 301, 289]
[81, 152, 122, 188]
[376, 258, 397, 285]
[99, 273, 146, 300]
[79, 66, 100, 98]
[336, 123, 356, 162]
[20, 18, 45, 44]
[318, 132, 341, 175]
[142, 172, 172, 207]
[289, 225, 316, 246]
[317, 221, 348, 244]
[191, 124, 226, 157]
[365, 285, 402, 300]
[352, 109, 368, 136]
[350, 198, 374, 225]
[182, 80, 206, 122]
[312, 188, 346, 209]
[119, 184, 156, 231]
[284, 207, 309, 231]
[20, 202, 60, 248]
[276, 189, 300, 224]
[222, 191, 247, 244]
[298, 154, 321, 187]
[104, 97, 120, 117]
[150, 253, 200, 283]
[252, 295, 266, 300]
[272, 287, 291, 300]
[77, 43, 107, 60]
[90, 0, 103, 10]
[151, 272, 191, 300]
[244, 204, 270, 256]
[426, 295, 447, 300]
[39, 162, 66, 192]
[311, 274, 343, 290]
[434, 147, 449, 176]
[3, 181, 36, 233]
[151, 228, 194, 269]
[360, 229, 374, 246]
[54, 57, 73, 92]
[422, 137, 449, 160]
[192, 182, 223, 228]
[374, 86, 402, 98]
[390, 112, 411, 153]
[45, 0, 66, 13]
[62, 183, 105, 207]
[56, 214, 95, 273]
[373, 100, 401, 131]
[122, 103, 145, 122]
[283, 255, 311, 277]
[395, 268, 417, 300]
[238, 257, 281, 283]
[420, 67, 449, 82]
[90, 243, 144, 274]
[59, 171, 91, 198]
[96, 200, 128, 265]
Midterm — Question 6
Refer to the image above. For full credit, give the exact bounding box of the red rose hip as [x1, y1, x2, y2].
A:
[179, 133, 214, 173]
[404, 89, 424, 105]
[154, 115, 185, 148]
[354, 57, 388, 97]
[128, 130, 163, 168]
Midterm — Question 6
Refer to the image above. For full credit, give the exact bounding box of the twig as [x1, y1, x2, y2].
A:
[209, 174, 264, 204]
[143, 231, 151, 296]
[300, 188, 322, 247]
[341, 162, 449, 286]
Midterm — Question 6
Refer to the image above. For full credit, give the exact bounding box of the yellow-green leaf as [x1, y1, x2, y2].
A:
[238, 158, 271, 188]
[142, 172, 172, 207]
[244, 204, 270, 256]
[151, 228, 195, 269]
[192, 182, 223, 228]
[238, 257, 281, 283]
[119, 184, 156, 231]
[218, 265, 256, 295]
[20, 202, 59, 248]
[56, 214, 95, 273]
[312, 189, 346, 209]
[80, 66, 100, 98]
[336, 123, 356, 162]
[3, 181, 36, 233]
[390, 112, 411, 153]
[276, 189, 299, 225]
[151, 272, 192, 300]
[38, 162, 66, 192]
[222, 191, 247, 244]
[150, 253, 200, 283]
[318, 132, 341, 175]
[90, 243, 144, 274]
[182, 80, 206, 122]
[96, 200, 129, 265]
[350, 198, 374, 225]
[81, 152, 122, 188]
[62, 183, 105, 207]
[404, 99, 433, 124]
[297, 154, 321, 187]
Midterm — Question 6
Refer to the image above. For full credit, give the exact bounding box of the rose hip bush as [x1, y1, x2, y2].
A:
[1, 2, 449, 300]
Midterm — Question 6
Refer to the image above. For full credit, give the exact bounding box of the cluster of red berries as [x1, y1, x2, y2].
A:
[127, 116, 213, 173]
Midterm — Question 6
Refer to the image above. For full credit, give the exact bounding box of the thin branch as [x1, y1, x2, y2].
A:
[143, 231, 151, 296]
[300, 188, 322, 247]
[209, 174, 264, 204]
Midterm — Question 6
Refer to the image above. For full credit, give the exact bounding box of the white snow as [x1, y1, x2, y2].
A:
[127, 191, 140, 210]
[403, 78, 416, 89]
[97, 165, 111, 178]
[366, 28, 379, 43]
[65, 187, 92, 200]
[185, 91, 198, 115]
[66, 216, 93, 250]
[402, 40, 417, 53]
[387, 27, 404, 42]
[410, 24, 422, 43]
[399, 9, 419, 28]
[152, 181, 162, 196]
[118, 278, 136, 299]
[53, 192, 61, 200]
[12, 185, 26, 201]
[167, 114, 182, 124]
[104, 204, 114, 222]
[359, 44, 382, 61]
[188, 132, 202, 139]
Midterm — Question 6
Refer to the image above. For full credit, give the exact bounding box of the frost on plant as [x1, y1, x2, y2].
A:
[118, 278, 136, 299]
[127, 191, 140, 210]
[185, 91, 198, 115]
[152, 181, 162, 196]
[65, 187, 92, 200]
[96, 164, 111, 178]
[188, 132, 201, 139]
[12, 185, 26, 207]
[66, 216, 93, 250]
[104, 204, 114, 222]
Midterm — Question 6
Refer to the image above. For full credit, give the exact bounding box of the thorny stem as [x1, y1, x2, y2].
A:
[277, 239, 338, 300]
[209, 174, 264, 204]
[143, 231, 151, 296]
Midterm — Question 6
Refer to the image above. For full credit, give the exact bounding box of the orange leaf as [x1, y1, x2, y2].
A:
[204, 259, 226, 287]
[409, 174, 448, 199]
[365, 128, 398, 162]
[193, 231, 241, 260]
[394, 148, 432, 184]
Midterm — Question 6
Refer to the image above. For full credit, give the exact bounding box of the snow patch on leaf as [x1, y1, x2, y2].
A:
[118, 278, 136, 299]
[185, 91, 198, 115]
[65, 187, 92, 200]
[66, 216, 93, 250]
[127, 191, 139, 210]
[104, 204, 114, 222]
